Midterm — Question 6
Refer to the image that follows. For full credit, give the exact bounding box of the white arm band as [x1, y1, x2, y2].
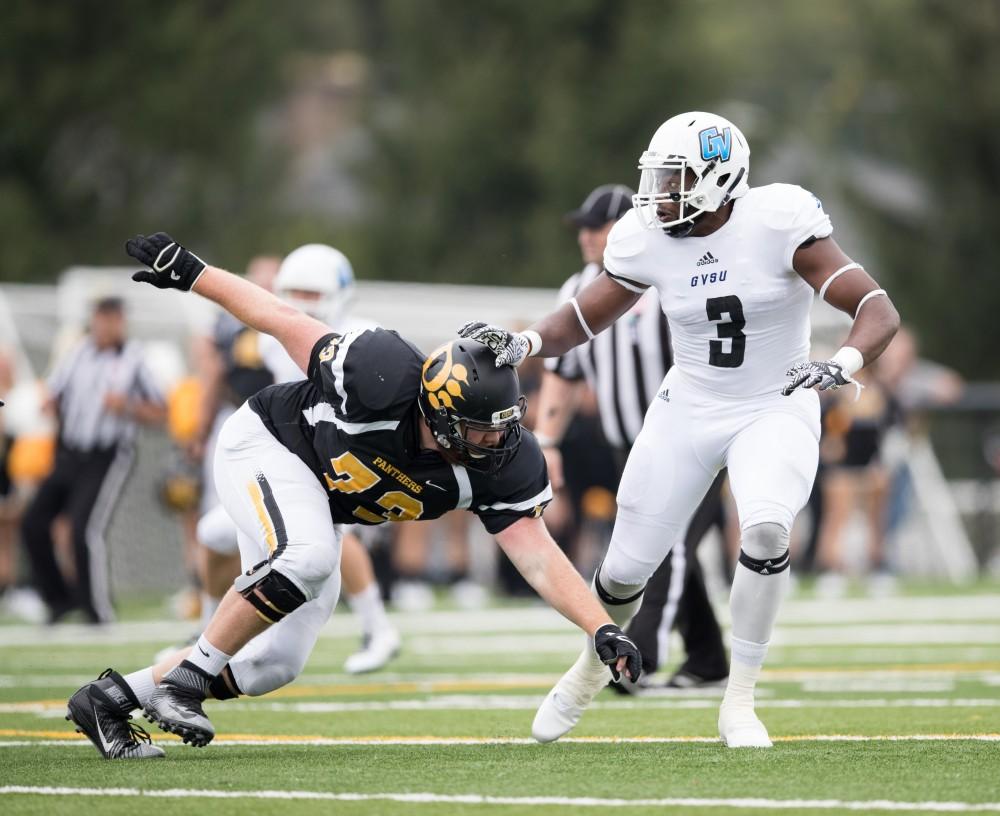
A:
[818, 262, 863, 301]
[854, 289, 887, 318]
[569, 297, 596, 340]
[830, 345, 864, 377]
[522, 329, 543, 357]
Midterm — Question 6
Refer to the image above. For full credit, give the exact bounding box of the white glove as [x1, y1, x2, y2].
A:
[782, 359, 861, 398]
[456, 322, 533, 367]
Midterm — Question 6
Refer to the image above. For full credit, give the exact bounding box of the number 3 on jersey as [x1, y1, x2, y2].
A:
[706, 295, 746, 368]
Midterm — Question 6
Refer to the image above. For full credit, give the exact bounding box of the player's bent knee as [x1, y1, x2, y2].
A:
[595, 561, 646, 605]
[234, 562, 308, 624]
[739, 522, 790, 574]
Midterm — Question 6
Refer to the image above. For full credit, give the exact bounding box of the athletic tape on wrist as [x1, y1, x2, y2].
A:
[522, 329, 542, 357]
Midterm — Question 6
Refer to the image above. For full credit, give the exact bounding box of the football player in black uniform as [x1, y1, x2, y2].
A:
[65, 232, 641, 759]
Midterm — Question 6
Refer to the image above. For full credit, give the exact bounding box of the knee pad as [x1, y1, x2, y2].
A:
[234, 561, 307, 624]
[739, 522, 790, 575]
[594, 561, 646, 606]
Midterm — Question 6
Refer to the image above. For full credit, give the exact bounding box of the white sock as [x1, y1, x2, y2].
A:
[123, 667, 156, 708]
[729, 562, 790, 643]
[346, 583, 390, 636]
[184, 634, 232, 677]
[199, 593, 221, 631]
[722, 638, 768, 708]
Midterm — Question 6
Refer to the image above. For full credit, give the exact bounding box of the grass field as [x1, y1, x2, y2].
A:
[2, 583, 1000, 815]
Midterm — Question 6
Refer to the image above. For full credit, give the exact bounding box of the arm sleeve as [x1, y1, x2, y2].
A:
[307, 328, 421, 422]
[473, 432, 554, 534]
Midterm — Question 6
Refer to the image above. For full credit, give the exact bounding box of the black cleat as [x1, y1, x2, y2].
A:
[66, 669, 165, 759]
[143, 662, 215, 747]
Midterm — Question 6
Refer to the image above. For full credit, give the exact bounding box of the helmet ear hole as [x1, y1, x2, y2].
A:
[716, 173, 731, 188]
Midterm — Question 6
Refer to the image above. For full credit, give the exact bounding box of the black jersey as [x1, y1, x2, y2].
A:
[248, 328, 552, 534]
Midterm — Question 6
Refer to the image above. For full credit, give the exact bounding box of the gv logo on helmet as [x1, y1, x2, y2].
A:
[699, 126, 732, 162]
[422, 342, 469, 410]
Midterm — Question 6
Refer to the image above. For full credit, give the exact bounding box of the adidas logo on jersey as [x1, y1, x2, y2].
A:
[696, 252, 719, 266]
[657, 388, 670, 402]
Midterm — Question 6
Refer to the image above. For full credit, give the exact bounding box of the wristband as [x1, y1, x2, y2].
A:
[831, 346, 864, 377]
[534, 432, 559, 449]
[522, 329, 542, 357]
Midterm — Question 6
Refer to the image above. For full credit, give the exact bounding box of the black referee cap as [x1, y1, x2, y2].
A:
[565, 184, 635, 229]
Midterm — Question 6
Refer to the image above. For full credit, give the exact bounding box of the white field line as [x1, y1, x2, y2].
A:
[0, 624, 997, 655]
[7, 695, 1000, 717]
[2, 734, 1000, 748]
[2, 785, 1000, 812]
[5, 664, 997, 691]
[0, 596, 997, 646]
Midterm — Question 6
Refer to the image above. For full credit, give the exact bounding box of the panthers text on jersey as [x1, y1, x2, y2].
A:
[603, 184, 832, 399]
[249, 328, 552, 534]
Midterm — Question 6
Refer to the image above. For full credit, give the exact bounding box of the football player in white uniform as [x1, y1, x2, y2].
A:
[459, 111, 900, 748]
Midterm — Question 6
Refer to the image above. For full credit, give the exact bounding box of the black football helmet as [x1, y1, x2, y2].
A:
[418, 339, 526, 475]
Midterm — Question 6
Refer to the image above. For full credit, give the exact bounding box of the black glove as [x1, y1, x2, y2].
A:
[457, 321, 531, 367]
[126, 232, 207, 291]
[593, 623, 642, 683]
[781, 359, 854, 396]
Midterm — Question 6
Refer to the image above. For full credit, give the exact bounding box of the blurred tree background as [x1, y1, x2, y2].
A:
[1, 0, 997, 374]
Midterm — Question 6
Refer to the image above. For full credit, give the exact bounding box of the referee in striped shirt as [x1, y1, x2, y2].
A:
[535, 184, 729, 689]
[22, 297, 165, 623]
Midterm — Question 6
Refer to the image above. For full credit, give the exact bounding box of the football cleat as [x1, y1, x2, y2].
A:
[343, 627, 401, 675]
[666, 669, 728, 689]
[143, 663, 215, 747]
[718, 702, 773, 748]
[66, 669, 165, 759]
[532, 651, 610, 743]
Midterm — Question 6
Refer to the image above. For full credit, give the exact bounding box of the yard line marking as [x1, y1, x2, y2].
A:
[7, 695, 1000, 717]
[4, 663, 1000, 692]
[2, 785, 1000, 811]
[0, 595, 996, 646]
[2, 732, 999, 746]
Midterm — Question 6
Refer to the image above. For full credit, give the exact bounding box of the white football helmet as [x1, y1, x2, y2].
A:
[632, 111, 750, 237]
[275, 243, 356, 325]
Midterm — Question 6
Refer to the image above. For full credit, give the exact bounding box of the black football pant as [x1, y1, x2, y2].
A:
[21, 444, 131, 623]
[624, 469, 730, 680]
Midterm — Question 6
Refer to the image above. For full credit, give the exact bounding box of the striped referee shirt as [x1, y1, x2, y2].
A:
[545, 263, 673, 450]
[48, 338, 164, 451]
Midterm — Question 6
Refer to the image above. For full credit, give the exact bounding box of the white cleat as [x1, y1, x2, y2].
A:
[343, 627, 402, 675]
[718, 703, 773, 748]
[532, 651, 610, 743]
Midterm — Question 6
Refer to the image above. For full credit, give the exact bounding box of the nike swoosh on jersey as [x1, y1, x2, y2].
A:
[425, 480, 448, 491]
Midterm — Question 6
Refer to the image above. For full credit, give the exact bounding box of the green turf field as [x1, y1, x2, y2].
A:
[2, 584, 999, 815]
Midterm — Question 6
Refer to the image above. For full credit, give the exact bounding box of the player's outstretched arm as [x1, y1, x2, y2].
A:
[126, 232, 330, 374]
[458, 272, 641, 367]
[784, 236, 900, 396]
[494, 516, 641, 681]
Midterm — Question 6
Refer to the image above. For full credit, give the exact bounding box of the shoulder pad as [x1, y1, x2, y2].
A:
[605, 209, 648, 261]
[749, 183, 824, 231]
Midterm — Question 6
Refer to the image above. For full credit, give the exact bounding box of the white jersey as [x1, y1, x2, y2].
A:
[604, 183, 832, 399]
[259, 315, 379, 384]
